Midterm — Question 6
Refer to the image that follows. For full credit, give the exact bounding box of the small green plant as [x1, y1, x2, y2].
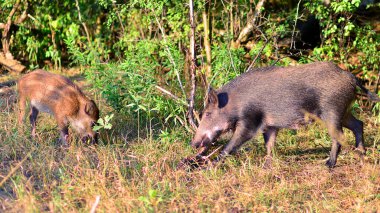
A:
[138, 189, 163, 212]
[45, 46, 61, 70]
[86, 39, 188, 129]
[93, 114, 114, 131]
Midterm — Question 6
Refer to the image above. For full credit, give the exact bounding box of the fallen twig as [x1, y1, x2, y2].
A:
[203, 145, 223, 160]
[155, 85, 188, 106]
[90, 195, 101, 213]
[0, 149, 33, 187]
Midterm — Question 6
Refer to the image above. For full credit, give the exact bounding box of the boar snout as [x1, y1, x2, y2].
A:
[81, 132, 98, 144]
[191, 133, 212, 149]
[191, 141, 200, 149]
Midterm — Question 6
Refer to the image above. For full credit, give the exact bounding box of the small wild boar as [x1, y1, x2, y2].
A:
[18, 70, 100, 145]
[192, 62, 380, 168]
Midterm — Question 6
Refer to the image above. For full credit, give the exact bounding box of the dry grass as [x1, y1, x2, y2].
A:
[0, 72, 379, 212]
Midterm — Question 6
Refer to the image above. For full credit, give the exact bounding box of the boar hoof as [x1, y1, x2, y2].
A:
[263, 156, 273, 169]
[59, 141, 69, 148]
[325, 159, 336, 168]
[177, 155, 211, 170]
[353, 147, 366, 166]
[58, 135, 69, 147]
[353, 146, 366, 156]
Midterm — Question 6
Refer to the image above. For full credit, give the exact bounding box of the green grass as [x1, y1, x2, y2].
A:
[0, 77, 379, 212]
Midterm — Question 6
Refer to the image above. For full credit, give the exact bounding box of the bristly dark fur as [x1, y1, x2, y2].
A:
[192, 61, 377, 168]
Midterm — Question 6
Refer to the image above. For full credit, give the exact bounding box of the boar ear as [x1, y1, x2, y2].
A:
[207, 87, 218, 106]
[85, 100, 99, 118]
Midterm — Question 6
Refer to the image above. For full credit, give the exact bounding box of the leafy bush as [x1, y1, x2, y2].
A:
[86, 39, 187, 128]
[210, 44, 247, 88]
[306, 0, 380, 73]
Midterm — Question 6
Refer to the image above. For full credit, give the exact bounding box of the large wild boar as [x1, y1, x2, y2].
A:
[18, 70, 100, 145]
[192, 62, 380, 168]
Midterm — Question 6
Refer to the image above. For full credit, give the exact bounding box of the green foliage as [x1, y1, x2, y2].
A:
[306, 1, 380, 73]
[2, 0, 380, 127]
[138, 189, 164, 212]
[211, 44, 247, 87]
[86, 39, 187, 128]
[93, 114, 114, 131]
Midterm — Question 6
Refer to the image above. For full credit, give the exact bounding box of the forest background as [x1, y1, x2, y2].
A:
[0, 0, 380, 211]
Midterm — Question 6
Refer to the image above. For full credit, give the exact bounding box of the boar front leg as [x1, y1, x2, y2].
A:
[59, 126, 69, 147]
[263, 127, 278, 168]
[219, 121, 258, 159]
[326, 124, 343, 168]
[56, 115, 69, 146]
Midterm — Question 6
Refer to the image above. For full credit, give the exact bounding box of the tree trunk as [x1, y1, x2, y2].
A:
[230, 0, 234, 37]
[233, 0, 266, 47]
[0, 0, 28, 72]
[188, 0, 197, 130]
[202, 2, 212, 78]
[0, 52, 26, 73]
[75, 0, 92, 44]
[1, 0, 22, 60]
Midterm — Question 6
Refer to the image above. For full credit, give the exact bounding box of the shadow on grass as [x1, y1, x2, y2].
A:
[281, 146, 329, 157]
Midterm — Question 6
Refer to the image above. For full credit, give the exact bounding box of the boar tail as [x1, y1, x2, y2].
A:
[355, 78, 380, 102]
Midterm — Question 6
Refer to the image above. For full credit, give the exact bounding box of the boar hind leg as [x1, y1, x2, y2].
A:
[29, 106, 39, 137]
[343, 113, 365, 154]
[18, 95, 26, 126]
[263, 128, 278, 168]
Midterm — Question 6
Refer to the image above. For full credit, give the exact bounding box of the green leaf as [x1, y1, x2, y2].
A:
[50, 20, 58, 29]
[93, 126, 102, 131]
[97, 118, 105, 126]
[148, 189, 157, 198]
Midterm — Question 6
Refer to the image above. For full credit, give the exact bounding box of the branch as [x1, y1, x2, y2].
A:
[7, 0, 21, 21]
[75, 0, 92, 44]
[235, 0, 266, 46]
[188, 0, 197, 130]
[1, 0, 28, 59]
[152, 10, 186, 97]
[0, 148, 34, 187]
[14, 0, 28, 24]
[155, 85, 188, 106]
[113, 2, 125, 36]
[14, 10, 28, 25]
[290, 0, 301, 49]
[0, 52, 26, 72]
[246, 39, 269, 71]
[90, 195, 101, 213]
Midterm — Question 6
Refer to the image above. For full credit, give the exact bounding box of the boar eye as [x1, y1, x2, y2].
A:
[200, 112, 211, 119]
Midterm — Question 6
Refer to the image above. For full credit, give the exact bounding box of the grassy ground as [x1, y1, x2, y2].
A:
[0, 71, 379, 212]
